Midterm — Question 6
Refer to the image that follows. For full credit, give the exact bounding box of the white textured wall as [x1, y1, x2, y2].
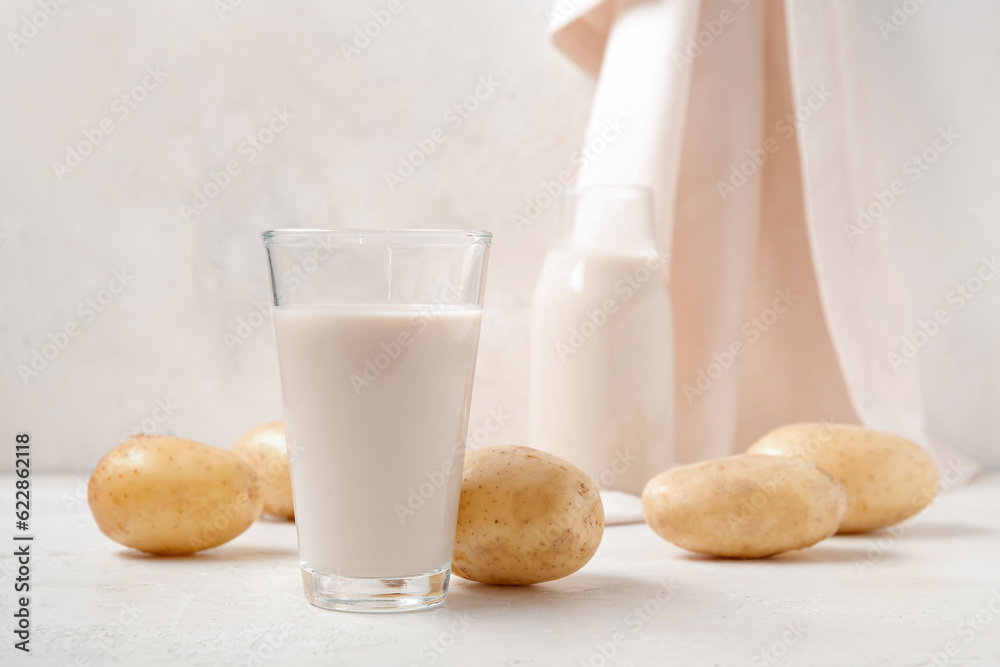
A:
[1, 0, 998, 471]
[0, 0, 592, 471]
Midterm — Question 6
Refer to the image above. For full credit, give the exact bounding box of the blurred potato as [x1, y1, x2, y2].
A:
[642, 454, 847, 558]
[232, 420, 294, 520]
[747, 422, 940, 533]
[88, 435, 263, 555]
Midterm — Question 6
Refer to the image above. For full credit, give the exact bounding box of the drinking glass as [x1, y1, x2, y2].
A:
[262, 229, 491, 612]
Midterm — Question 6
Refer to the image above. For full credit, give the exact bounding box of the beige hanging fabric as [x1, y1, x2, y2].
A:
[550, 0, 976, 483]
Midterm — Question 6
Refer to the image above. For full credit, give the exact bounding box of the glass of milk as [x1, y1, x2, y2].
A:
[261, 229, 491, 612]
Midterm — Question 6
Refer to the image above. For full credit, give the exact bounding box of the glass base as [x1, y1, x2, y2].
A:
[302, 565, 450, 613]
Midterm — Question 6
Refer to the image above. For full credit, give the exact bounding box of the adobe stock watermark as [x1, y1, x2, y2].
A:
[749, 621, 806, 667]
[188, 439, 307, 551]
[546, 0, 585, 28]
[555, 249, 669, 361]
[877, 0, 932, 40]
[52, 65, 167, 181]
[716, 84, 832, 202]
[230, 246, 352, 354]
[533, 490, 592, 551]
[672, 0, 750, 71]
[17, 267, 135, 386]
[187, 439, 304, 550]
[854, 457, 973, 574]
[844, 126, 959, 243]
[578, 579, 676, 667]
[178, 107, 294, 223]
[226, 234, 343, 353]
[682, 288, 798, 404]
[406, 613, 472, 666]
[393, 406, 509, 524]
[224, 299, 272, 353]
[61, 474, 96, 514]
[465, 406, 510, 453]
[534, 450, 634, 551]
[925, 588, 1000, 667]
[244, 606, 311, 667]
[187, 490, 261, 552]
[256, 436, 305, 503]
[348, 280, 472, 394]
[350, 326, 418, 395]
[119, 395, 181, 442]
[340, 0, 411, 62]
[511, 115, 629, 234]
[726, 420, 835, 532]
[7, 0, 75, 54]
[887, 254, 998, 371]
[384, 75, 502, 191]
[591, 450, 638, 491]
[393, 456, 459, 525]
[214, 0, 249, 21]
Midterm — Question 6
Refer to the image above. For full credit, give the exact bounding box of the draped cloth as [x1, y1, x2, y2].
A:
[550, 0, 977, 488]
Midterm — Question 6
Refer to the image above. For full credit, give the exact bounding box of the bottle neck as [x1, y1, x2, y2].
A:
[554, 187, 657, 254]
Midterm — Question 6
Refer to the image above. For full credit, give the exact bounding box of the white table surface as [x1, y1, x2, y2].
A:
[4, 473, 1000, 667]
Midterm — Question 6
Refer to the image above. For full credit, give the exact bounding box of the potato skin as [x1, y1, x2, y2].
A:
[641, 454, 847, 558]
[232, 420, 294, 520]
[88, 436, 264, 555]
[747, 422, 940, 533]
[452, 446, 604, 585]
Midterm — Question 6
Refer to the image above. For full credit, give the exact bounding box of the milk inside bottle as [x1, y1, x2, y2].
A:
[529, 187, 674, 494]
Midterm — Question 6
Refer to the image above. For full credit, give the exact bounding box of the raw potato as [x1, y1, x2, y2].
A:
[453, 445, 604, 585]
[747, 422, 940, 533]
[642, 454, 847, 559]
[88, 435, 264, 555]
[232, 420, 294, 520]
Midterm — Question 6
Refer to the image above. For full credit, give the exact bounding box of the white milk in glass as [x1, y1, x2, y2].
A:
[272, 304, 482, 579]
[529, 250, 673, 494]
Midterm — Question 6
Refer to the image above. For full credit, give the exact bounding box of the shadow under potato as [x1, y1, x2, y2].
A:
[446, 572, 672, 614]
[832, 521, 991, 540]
[675, 543, 880, 565]
[114, 545, 298, 561]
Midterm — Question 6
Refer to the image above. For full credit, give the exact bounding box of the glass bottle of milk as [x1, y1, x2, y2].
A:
[529, 186, 674, 495]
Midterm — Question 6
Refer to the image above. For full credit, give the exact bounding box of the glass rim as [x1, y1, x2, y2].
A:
[261, 228, 492, 247]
